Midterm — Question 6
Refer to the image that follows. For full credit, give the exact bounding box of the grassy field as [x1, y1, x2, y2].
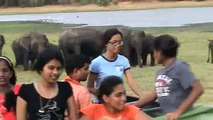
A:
[0, 21, 213, 105]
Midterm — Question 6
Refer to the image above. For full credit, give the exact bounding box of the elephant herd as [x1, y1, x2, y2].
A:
[0, 25, 212, 71]
[59, 26, 156, 68]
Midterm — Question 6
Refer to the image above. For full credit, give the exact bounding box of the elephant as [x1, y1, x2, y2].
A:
[46, 42, 59, 50]
[11, 31, 49, 70]
[207, 40, 213, 64]
[59, 28, 104, 60]
[127, 30, 155, 68]
[140, 34, 155, 67]
[0, 34, 5, 56]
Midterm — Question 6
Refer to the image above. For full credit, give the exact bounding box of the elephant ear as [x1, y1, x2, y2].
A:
[42, 34, 49, 47]
[20, 36, 31, 51]
[0, 35, 5, 45]
[139, 31, 146, 38]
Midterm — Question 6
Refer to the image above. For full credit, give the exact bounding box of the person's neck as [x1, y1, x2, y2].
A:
[104, 51, 117, 61]
[38, 79, 57, 90]
[163, 57, 176, 67]
[104, 104, 121, 114]
[69, 75, 80, 83]
[0, 84, 12, 96]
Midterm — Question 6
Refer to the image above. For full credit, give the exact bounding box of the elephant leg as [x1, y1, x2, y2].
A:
[150, 52, 155, 66]
[135, 43, 142, 68]
[137, 53, 142, 68]
[142, 54, 148, 66]
[211, 47, 213, 64]
[23, 51, 29, 70]
[12, 46, 21, 67]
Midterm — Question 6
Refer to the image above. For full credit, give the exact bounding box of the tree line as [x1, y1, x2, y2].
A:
[0, 0, 206, 7]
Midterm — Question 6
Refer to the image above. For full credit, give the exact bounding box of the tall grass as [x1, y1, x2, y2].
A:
[0, 21, 212, 105]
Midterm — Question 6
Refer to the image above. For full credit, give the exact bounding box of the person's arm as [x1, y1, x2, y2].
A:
[67, 95, 78, 120]
[87, 72, 98, 95]
[124, 69, 143, 97]
[131, 90, 157, 107]
[16, 96, 27, 120]
[135, 110, 151, 120]
[166, 81, 204, 120]
[78, 90, 92, 110]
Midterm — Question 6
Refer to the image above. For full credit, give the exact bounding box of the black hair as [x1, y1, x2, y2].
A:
[33, 48, 64, 74]
[0, 56, 16, 85]
[154, 34, 180, 58]
[65, 54, 91, 75]
[4, 90, 17, 112]
[97, 75, 123, 103]
[103, 28, 123, 45]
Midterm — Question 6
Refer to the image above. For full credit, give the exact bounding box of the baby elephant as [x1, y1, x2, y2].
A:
[11, 31, 49, 70]
[0, 34, 5, 56]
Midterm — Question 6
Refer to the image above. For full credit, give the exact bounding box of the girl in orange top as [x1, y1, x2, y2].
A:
[80, 76, 150, 120]
[0, 56, 21, 120]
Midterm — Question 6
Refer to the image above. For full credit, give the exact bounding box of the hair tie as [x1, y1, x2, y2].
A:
[0, 56, 12, 67]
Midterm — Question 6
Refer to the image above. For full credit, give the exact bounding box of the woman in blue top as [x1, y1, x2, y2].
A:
[87, 28, 143, 103]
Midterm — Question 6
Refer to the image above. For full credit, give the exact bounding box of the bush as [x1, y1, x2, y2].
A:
[0, 0, 18, 7]
[96, 0, 109, 6]
[18, 0, 46, 7]
[35, 0, 46, 6]
[79, 0, 91, 5]
[0, 0, 5, 6]
[111, 0, 118, 5]
[44, 0, 58, 5]
[18, 0, 31, 7]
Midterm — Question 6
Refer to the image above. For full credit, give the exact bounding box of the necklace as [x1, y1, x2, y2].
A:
[38, 97, 52, 113]
[34, 82, 58, 114]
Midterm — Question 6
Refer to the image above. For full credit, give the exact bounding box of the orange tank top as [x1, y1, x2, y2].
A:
[80, 104, 139, 120]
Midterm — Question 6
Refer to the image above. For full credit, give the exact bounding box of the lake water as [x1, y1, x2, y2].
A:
[0, 7, 212, 27]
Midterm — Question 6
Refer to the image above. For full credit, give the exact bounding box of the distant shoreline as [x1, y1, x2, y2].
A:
[0, 1, 213, 15]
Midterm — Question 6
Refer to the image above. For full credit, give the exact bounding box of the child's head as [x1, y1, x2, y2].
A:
[65, 54, 90, 81]
[103, 28, 123, 54]
[33, 48, 64, 74]
[98, 76, 126, 111]
[0, 56, 16, 86]
[154, 34, 180, 64]
[103, 28, 123, 45]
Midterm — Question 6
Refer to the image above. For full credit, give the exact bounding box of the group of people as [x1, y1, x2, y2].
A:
[0, 28, 203, 120]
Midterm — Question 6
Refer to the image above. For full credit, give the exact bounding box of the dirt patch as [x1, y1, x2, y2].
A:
[0, 1, 213, 14]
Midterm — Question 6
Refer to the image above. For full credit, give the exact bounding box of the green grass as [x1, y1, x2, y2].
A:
[1, 21, 213, 105]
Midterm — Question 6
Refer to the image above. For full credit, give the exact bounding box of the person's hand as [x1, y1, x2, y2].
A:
[166, 111, 181, 120]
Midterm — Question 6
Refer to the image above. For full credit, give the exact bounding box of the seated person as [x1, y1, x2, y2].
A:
[64, 54, 92, 113]
[80, 75, 150, 120]
[134, 34, 204, 120]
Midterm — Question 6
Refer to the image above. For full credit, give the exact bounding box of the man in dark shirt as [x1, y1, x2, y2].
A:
[135, 34, 203, 120]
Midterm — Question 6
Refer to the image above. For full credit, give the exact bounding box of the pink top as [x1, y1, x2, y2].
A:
[0, 84, 22, 120]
